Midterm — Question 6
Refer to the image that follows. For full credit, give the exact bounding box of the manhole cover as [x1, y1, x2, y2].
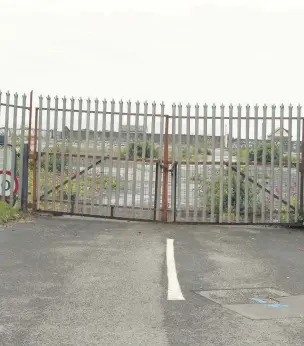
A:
[196, 288, 304, 320]
[196, 288, 288, 305]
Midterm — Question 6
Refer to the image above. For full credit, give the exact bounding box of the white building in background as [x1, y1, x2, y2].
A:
[267, 127, 290, 151]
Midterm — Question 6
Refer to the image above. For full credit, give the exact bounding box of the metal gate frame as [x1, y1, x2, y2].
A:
[32, 97, 166, 222]
[27, 95, 304, 226]
[169, 104, 304, 225]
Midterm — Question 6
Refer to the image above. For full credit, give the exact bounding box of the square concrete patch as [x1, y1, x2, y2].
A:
[224, 297, 304, 320]
[278, 295, 304, 306]
[196, 289, 304, 320]
[196, 288, 289, 305]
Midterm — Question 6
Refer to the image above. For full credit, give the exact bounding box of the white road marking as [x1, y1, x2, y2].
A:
[166, 238, 185, 301]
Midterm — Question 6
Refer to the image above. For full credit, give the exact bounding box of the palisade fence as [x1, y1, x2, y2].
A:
[0, 91, 31, 211]
[1, 90, 304, 224]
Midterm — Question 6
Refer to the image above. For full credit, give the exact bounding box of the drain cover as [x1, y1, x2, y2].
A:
[196, 288, 288, 305]
[196, 288, 304, 320]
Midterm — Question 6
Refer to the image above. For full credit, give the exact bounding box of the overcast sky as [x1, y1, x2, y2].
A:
[1, 0, 304, 136]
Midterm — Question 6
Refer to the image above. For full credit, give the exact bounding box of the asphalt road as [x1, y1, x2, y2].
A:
[0, 216, 304, 345]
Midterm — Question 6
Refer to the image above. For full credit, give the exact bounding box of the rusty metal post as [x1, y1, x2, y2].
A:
[32, 107, 38, 211]
[27, 90, 33, 154]
[300, 119, 304, 215]
[161, 115, 169, 222]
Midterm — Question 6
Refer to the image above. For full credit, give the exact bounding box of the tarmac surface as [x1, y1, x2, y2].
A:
[0, 216, 304, 345]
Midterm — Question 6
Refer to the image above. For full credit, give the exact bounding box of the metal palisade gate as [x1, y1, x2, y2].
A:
[0, 91, 31, 210]
[172, 103, 302, 224]
[1, 90, 302, 225]
[34, 96, 164, 220]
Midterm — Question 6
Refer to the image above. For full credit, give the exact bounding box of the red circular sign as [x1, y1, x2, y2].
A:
[0, 170, 19, 195]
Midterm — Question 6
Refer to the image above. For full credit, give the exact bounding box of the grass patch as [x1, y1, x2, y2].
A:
[0, 201, 22, 224]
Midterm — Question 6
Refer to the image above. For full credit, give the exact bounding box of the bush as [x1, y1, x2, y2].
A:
[124, 141, 159, 160]
[248, 143, 279, 163]
[248, 143, 297, 165]
[198, 147, 211, 155]
[200, 170, 259, 215]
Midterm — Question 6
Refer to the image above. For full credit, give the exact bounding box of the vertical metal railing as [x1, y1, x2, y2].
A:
[287, 105, 293, 223]
[108, 100, 115, 214]
[2, 92, 10, 199]
[185, 104, 190, 221]
[177, 104, 182, 221]
[91, 99, 99, 214]
[74, 98, 83, 213]
[161, 102, 168, 222]
[171, 102, 301, 224]
[219, 105, 224, 223]
[83, 99, 91, 214]
[228, 105, 233, 223]
[123, 101, 130, 215]
[7, 95, 297, 224]
[98, 99, 107, 215]
[170, 104, 177, 222]
[115, 100, 122, 215]
[244, 105, 250, 223]
[295, 106, 301, 221]
[51, 97, 58, 211]
[18, 94, 27, 210]
[60, 97, 67, 212]
[132, 102, 139, 219]
[36, 99, 43, 211]
[261, 105, 267, 223]
[236, 105, 241, 223]
[300, 117, 304, 217]
[139, 102, 148, 218]
[159, 102, 166, 221]
[0, 91, 29, 209]
[278, 105, 284, 222]
[211, 105, 216, 222]
[270, 105, 276, 223]
[10, 94, 18, 206]
[67, 98, 75, 212]
[33, 98, 167, 220]
[252, 105, 258, 223]
[148, 103, 156, 213]
[43, 96, 51, 210]
[194, 104, 199, 222]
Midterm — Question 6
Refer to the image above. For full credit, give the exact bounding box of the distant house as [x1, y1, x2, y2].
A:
[268, 127, 290, 152]
[120, 125, 146, 133]
[63, 126, 105, 141]
[120, 125, 147, 140]
[267, 127, 290, 140]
